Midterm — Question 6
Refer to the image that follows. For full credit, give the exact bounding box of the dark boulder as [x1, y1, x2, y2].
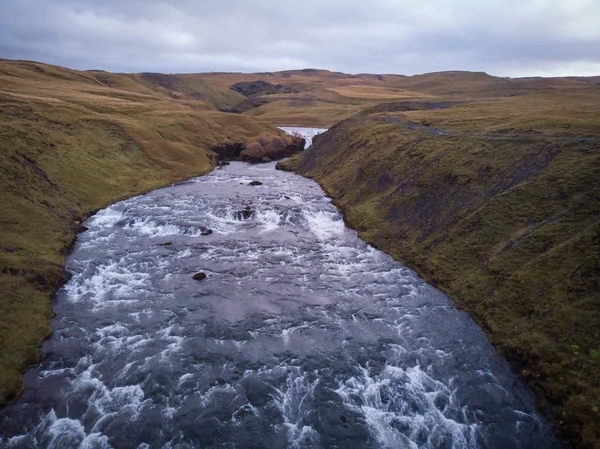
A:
[248, 180, 263, 186]
[241, 375, 278, 407]
[192, 272, 207, 281]
[235, 207, 254, 220]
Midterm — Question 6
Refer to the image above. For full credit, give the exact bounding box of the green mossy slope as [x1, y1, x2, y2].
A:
[280, 115, 600, 448]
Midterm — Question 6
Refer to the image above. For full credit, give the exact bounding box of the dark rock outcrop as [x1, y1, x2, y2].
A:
[240, 135, 306, 163]
[192, 272, 207, 281]
[211, 142, 246, 160]
[211, 135, 305, 164]
[229, 81, 303, 98]
[230, 80, 275, 97]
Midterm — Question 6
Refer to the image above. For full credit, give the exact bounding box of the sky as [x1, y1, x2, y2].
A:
[1, 0, 599, 77]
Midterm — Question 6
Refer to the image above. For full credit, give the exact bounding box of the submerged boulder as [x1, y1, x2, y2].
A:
[192, 272, 207, 281]
[235, 207, 255, 220]
[200, 227, 213, 236]
[248, 180, 263, 186]
[242, 375, 278, 407]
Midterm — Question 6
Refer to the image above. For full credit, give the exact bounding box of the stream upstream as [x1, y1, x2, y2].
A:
[0, 128, 559, 448]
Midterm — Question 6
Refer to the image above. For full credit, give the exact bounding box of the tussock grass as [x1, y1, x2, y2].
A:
[326, 85, 433, 99]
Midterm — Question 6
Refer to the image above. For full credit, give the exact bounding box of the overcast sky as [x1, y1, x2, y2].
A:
[1, 0, 599, 77]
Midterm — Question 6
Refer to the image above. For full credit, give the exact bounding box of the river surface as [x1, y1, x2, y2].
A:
[0, 128, 559, 448]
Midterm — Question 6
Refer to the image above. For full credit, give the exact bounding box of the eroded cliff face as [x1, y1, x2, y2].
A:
[211, 134, 305, 163]
[278, 115, 600, 448]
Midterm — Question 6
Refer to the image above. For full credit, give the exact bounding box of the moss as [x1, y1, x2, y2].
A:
[290, 113, 600, 448]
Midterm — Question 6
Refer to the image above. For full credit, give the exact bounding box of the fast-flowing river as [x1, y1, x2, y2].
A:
[1, 128, 559, 448]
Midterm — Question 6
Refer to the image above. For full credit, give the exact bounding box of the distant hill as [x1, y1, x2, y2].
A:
[191, 68, 600, 126]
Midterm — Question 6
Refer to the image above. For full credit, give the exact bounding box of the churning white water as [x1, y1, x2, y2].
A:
[0, 128, 558, 448]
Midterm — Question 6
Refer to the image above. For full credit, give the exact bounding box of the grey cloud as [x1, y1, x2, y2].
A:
[0, 0, 599, 76]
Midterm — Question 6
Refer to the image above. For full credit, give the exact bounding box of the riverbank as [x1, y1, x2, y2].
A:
[0, 156, 560, 448]
[0, 62, 284, 404]
[278, 111, 600, 447]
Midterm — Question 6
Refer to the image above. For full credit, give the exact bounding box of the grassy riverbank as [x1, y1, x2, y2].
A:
[279, 91, 600, 448]
[0, 60, 281, 404]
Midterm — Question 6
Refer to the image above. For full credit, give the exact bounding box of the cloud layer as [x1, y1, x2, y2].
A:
[1, 0, 599, 76]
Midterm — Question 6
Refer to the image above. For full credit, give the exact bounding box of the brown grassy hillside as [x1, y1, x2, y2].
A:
[278, 88, 600, 448]
[194, 68, 600, 127]
[0, 59, 283, 404]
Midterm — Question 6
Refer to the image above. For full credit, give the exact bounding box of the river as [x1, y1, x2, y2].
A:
[0, 128, 559, 448]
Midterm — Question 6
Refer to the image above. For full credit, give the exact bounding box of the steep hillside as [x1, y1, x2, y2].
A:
[278, 91, 600, 448]
[0, 60, 283, 404]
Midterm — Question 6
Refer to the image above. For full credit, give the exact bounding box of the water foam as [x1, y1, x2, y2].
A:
[303, 210, 345, 240]
[335, 364, 480, 448]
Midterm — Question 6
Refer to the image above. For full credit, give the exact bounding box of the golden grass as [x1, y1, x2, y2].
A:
[401, 89, 600, 136]
[327, 85, 433, 99]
